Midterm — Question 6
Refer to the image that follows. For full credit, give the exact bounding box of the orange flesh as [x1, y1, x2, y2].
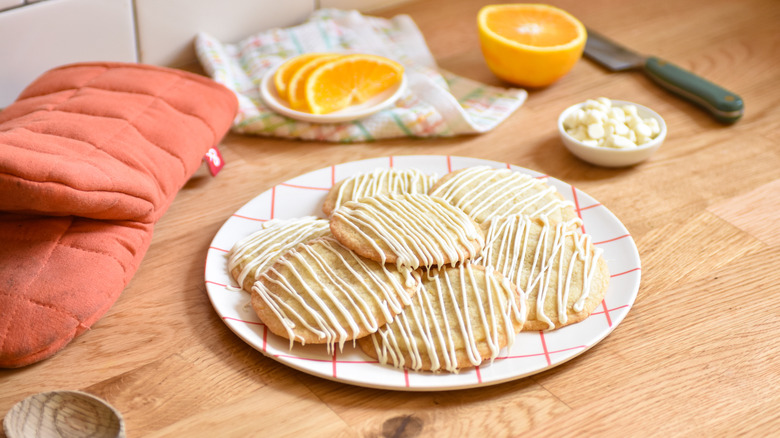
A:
[274, 53, 327, 98]
[307, 56, 403, 114]
[287, 55, 339, 110]
[485, 8, 581, 47]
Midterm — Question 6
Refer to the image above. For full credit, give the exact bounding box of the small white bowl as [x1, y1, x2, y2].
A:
[558, 99, 667, 167]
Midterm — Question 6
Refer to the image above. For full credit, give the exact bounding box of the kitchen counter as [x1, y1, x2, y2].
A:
[2, 0, 779, 436]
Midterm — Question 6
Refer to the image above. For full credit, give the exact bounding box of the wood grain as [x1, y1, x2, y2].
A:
[2, 0, 780, 436]
[708, 179, 780, 247]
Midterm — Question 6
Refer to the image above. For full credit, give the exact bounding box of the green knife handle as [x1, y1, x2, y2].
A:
[643, 56, 744, 123]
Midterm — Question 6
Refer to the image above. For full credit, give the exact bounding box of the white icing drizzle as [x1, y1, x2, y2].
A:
[368, 263, 525, 373]
[476, 214, 604, 330]
[429, 166, 574, 223]
[332, 168, 437, 213]
[331, 193, 484, 270]
[227, 216, 330, 290]
[252, 236, 417, 352]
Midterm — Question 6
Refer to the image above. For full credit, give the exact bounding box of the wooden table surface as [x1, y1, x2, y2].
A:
[2, 0, 779, 436]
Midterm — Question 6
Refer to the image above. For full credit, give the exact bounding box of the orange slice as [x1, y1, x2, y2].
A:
[477, 4, 586, 87]
[305, 54, 404, 115]
[287, 54, 341, 111]
[273, 53, 332, 100]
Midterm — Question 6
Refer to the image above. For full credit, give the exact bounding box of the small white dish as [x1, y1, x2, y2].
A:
[558, 99, 667, 167]
[259, 66, 406, 124]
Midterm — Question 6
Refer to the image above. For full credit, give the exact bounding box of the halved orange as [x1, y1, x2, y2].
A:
[286, 54, 341, 111]
[477, 4, 586, 87]
[305, 54, 404, 115]
[274, 53, 332, 100]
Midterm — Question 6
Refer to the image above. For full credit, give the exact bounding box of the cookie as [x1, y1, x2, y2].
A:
[252, 236, 420, 351]
[475, 214, 609, 331]
[428, 166, 577, 225]
[227, 216, 331, 292]
[358, 263, 526, 372]
[322, 168, 437, 216]
[329, 193, 484, 269]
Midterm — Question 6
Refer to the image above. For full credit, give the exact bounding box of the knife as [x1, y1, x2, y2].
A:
[584, 29, 744, 124]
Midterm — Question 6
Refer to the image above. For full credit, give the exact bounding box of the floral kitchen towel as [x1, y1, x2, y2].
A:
[195, 8, 527, 142]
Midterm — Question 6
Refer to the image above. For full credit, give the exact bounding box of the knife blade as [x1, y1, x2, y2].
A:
[584, 29, 744, 124]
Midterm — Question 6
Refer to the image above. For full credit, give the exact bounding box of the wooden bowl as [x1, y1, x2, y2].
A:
[3, 390, 125, 438]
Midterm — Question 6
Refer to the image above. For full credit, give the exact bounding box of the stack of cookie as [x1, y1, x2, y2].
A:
[228, 166, 609, 373]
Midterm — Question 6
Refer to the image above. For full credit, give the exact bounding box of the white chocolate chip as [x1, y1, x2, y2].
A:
[584, 109, 605, 124]
[609, 107, 626, 123]
[635, 122, 652, 138]
[564, 98, 660, 149]
[571, 125, 588, 141]
[563, 111, 580, 130]
[596, 97, 612, 108]
[647, 117, 660, 135]
[608, 134, 636, 149]
[587, 123, 605, 139]
[584, 99, 607, 112]
[609, 120, 629, 136]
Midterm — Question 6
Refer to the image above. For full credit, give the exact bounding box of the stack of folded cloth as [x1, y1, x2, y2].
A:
[0, 62, 237, 367]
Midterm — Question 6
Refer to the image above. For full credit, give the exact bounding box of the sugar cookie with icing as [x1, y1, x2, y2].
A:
[228, 217, 331, 292]
[358, 263, 526, 372]
[252, 236, 420, 351]
[322, 168, 437, 216]
[329, 193, 484, 270]
[476, 214, 609, 331]
[428, 166, 577, 225]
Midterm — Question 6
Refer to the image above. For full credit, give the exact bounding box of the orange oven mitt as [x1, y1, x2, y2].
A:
[0, 62, 237, 367]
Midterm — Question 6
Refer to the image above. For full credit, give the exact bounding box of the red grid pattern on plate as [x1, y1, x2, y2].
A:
[204, 155, 640, 390]
[270, 186, 276, 220]
[232, 214, 268, 222]
[613, 267, 641, 277]
[571, 185, 588, 234]
[217, 311, 627, 382]
[539, 331, 552, 366]
[279, 183, 330, 191]
[595, 234, 630, 245]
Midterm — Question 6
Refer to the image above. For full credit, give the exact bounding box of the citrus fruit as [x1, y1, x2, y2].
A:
[477, 4, 586, 88]
[287, 54, 341, 111]
[274, 53, 332, 100]
[305, 54, 404, 115]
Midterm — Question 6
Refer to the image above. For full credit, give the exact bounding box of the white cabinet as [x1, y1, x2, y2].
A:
[133, 0, 316, 67]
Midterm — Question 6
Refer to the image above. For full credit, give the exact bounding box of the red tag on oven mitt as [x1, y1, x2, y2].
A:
[0, 62, 237, 367]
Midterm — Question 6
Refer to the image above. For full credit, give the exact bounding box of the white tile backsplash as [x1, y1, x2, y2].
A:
[0, 0, 136, 107]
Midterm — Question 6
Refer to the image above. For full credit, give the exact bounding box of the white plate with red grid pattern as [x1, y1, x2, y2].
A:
[205, 155, 640, 391]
